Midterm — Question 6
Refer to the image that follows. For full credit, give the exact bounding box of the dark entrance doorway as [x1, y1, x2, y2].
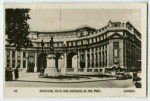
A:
[67, 52, 77, 68]
[55, 53, 62, 71]
[37, 53, 47, 72]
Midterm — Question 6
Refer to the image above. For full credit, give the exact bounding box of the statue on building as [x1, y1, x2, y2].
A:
[50, 37, 54, 52]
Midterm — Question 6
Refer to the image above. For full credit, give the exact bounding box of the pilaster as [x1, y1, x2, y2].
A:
[26, 51, 28, 68]
[34, 51, 37, 72]
[107, 43, 109, 67]
[10, 50, 12, 68]
[90, 48, 92, 68]
[15, 51, 18, 68]
[21, 51, 23, 68]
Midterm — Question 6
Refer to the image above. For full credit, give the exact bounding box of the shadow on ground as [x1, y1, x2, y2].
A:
[39, 75, 114, 80]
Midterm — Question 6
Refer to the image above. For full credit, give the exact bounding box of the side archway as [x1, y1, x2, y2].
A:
[67, 52, 77, 68]
[55, 53, 64, 71]
[37, 53, 47, 72]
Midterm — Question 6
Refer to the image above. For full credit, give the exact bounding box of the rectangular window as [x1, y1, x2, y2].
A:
[57, 43, 59, 47]
[95, 47, 97, 51]
[12, 51, 15, 58]
[99, 36, 101, 41]
[23, 52, 26, 58]
[7, 60, 10, 68]
[90, 39, 92, 43]
[83, 40, 87, 44]
[105, 51, 107, 66]
[88, 62, 90, 68]
[102, 51, 104, 67]
[81, 40, 83, 45]
[73, 42, 76, 46]
[88, 48, 90, 52]
[97, 37, 99, 42]
[18, 52, 20, 56]
[77, 41, 81, 45]
[92, 48, 94, 52]
[23, 60, 26, 68]
[113, 42, 119, 58]
[18, 60, 20, 68]
[99, 52, 101, 60]
[114, 42, 119, 49]
[92, 53, 94, 60]
[93, 38, 96, 43]
[29, 51, 34, 55]
[12, 60, 15, 68]
[87, 54, 90, 61]
[114, 49, 118, 57]
[95, 53, 97, 60]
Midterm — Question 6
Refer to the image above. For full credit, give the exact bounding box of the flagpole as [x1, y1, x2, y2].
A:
[60, 9, 61, 31]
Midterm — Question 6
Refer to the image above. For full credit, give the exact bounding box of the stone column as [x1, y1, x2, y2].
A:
[15, 51, 18, 68]
[5, 50, 7, 68]
[64, 51, 67, 68]
[61, 51, 67, 75]
[34, 51, 37, 72]
[85, 50, 87, 72]
[26, 51, 28, 68]
[20, 51, 23, 68]
[101, 46, 103, 67]
[97, 47, 100, 68]
[124, 43, 126, 67]
[104, 44, 106, 67]
[107, 43, 109, 67]
[78, 50, 80, 68]
[90, 48, 92, 68]
[94, 48, 96, 68]
[10, 50, 12, 68]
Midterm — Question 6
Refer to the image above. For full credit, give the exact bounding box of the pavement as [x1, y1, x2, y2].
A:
[6, 72, 136, 88]
[16, 72, 116, 83]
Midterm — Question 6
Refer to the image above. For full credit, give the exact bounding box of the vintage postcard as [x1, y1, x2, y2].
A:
[3, 3, 147, 97]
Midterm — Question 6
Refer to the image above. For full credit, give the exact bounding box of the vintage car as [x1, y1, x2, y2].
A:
[124, 73, 132, 79]
[115, 72, 125, 79]
[133, 72, 141, 88]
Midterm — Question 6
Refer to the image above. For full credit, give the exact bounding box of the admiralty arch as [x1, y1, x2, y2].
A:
[5, 20, 141, 75]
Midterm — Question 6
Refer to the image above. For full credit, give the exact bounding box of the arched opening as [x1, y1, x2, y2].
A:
[55, 53, 64, 71]
[67, 52, 77, 68]
[37, 53, 47, 72]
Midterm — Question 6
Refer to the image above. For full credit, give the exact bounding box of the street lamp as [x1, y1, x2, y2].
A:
[40, 39, 45, 75]
[24, 37, 33, 72]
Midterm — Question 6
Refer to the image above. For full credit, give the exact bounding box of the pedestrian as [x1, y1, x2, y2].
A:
[14, 67, 19, 81]
[133, 72, 137, 82]
[8, 67, 13, 81]
[5, 67, 9, 81]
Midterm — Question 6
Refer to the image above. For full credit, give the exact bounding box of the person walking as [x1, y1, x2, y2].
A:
[5, 67, 9, 81]
[14, 67, 19, 81]
[8, 67, 13, 81]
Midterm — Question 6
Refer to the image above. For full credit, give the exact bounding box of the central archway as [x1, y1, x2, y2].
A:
[37, 53, 47, 72]
[55, 53, 64, 71]
[67, 52, 77, 68]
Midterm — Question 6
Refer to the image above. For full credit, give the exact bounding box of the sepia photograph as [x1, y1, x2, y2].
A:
[3, 3, 147, 97]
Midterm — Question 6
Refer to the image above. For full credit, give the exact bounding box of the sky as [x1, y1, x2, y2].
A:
[27, 9, 141, 32]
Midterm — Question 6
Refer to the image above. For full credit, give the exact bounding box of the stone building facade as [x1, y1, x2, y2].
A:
[5, 20, 141, 74]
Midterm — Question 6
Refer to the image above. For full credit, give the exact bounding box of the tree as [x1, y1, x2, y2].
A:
[5, 9, 32, 51]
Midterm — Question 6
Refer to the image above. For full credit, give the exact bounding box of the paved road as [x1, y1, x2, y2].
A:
[5, 79, 135, 88]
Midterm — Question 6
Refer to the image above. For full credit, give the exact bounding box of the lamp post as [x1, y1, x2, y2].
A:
[40, 39, 44, 75]
[24, 37, 33, 72]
